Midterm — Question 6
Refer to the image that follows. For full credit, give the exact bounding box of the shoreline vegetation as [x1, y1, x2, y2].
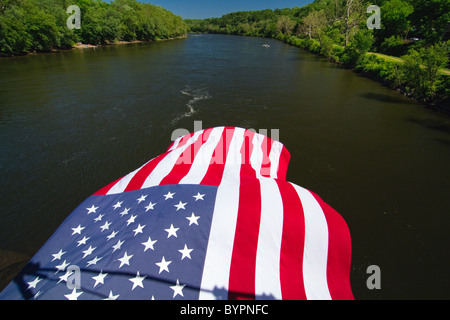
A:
[6, 35, 188, 54]
[0, 0, 188, 55]
[185, 0, 450, 115]
[70, 35, 187, 50]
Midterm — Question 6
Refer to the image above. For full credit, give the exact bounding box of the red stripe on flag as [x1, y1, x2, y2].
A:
[260, 135, 273, 177]
[228, 130, 260, 300]
[239, 130, 256, 177]
[277, 180, 307, 300]
[159, 128, 213, 185]
[311, 192, 354, 300]
[200, 127, 234, 186]
[277, 146, 290, 181]
[228, 178, 262, 300]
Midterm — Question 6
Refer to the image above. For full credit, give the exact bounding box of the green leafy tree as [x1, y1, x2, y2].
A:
[409, 0, 450, 44]
[318, 32, 334, 58]
[401, 42, 449, 102]
[380, 35, 407, 56]
[378, 0, 414, 40]
[0, 3, 32, 55]
[342, 29, 375, 66]
[276, 15, 296, 36]
[112, 0, 140, 41]
[300, 10, 327, 39]
[80, 2, 121, 44]
[342, 0, 365, 46]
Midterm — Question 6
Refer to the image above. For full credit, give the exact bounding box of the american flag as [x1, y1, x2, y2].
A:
[0, 126, 353, 300]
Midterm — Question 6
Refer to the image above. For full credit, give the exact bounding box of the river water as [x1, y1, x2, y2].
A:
[0, 34, 449, 299]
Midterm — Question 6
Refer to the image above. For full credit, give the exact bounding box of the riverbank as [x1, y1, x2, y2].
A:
[72, 35, 187, 51]
[358, 53, 450, 115]
[287, 36, 449, 116]
[1, 35, 188, 57]
[71, 35, 187, 50]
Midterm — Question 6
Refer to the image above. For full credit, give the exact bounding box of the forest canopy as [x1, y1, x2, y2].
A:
[186, 0, 449, 53]
[0, 0, 188, 56]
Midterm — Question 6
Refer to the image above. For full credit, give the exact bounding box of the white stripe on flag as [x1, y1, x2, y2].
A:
[199, 128, 245, 299]
[218, 127, 245, 185]
[198, 183, 240, 300]
[268, 141, 283, 179]
[291, 184, 331, 300]
[255, 178, 284, 300]
[250, 132, 264, 178]
[179, 127, 224, 185]
[141, 130, 204, 188]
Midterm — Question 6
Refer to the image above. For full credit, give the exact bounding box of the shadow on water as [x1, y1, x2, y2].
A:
[407, 116, 450, 134]
[360, 92, 407, 104]
[4, 263, 276, 300]
[434, 137, 450, 146]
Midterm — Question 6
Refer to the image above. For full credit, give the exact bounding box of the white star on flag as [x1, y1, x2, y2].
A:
[129, 271, 146, 290]
[141, 236, 157, 252]
[32, 291, 42, 300]
[193, 192, 205, 201]
[51, 249, 66, 261]
[137, 195, 147, 203]
[133, 224, 145, 236]
[93, 214, 104, 222]
[92, 271, 108, 288]
[82, 245, 96, 258]
[164, 224, 179, 238]
[71, 225, 84, 235]
[77, 236, 90, 247]
[174, 201, 187, 211]
[55, 260, 70, 273]
[103, 291, 119, 300]
[112, 201, 122, 210]
[163, 191, 175, 200]
[179, 244, 193, 260]
[100, 221, 111, 232]
[117, 252, 133, 268]
[112, 239, 124, 252]
[170, 279, 185, 298]
[106, 231, 118, 241]
[126, 215, 137, 226]
[155, 256, 171, 274]
[86, 256, 102, 267]
[64, 288, 83, 300]
[27, 277, 42, 290]
[57, 270, 73, 284]
[145, 202, 156, 211]
[186, 213, 200, 226]
[119, 208, 130, 216]
[86, 205, 98, 214]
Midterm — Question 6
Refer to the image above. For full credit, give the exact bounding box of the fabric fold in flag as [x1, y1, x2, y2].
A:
[0, 126, 353, 300]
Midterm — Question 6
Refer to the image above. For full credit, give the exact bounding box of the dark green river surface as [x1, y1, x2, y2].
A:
[0, 34, 449, 299]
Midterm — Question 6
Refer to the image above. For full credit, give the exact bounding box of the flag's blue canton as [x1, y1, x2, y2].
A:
[1, 184, 218, 300]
